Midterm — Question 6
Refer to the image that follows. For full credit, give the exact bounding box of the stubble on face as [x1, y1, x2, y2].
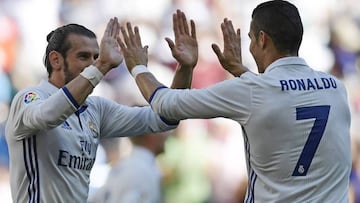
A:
[63, 59, 77, 85]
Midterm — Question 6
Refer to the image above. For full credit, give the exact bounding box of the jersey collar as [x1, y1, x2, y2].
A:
[39, 79, 89, 113]
[39, 79, 60, 94]
[264, 57, 308, 73]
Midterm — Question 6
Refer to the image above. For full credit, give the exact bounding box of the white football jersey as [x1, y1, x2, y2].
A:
[5, 80, 177, 203]
[150, 57, 351, 203]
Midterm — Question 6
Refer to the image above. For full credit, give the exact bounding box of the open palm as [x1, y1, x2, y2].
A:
[165, 10, 198, 69]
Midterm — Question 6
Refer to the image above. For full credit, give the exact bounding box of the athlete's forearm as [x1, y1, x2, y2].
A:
[65, 62, 110, 106]
[171, 63, 193, 89]
[135, 72, 164, 102]
[65, 76, 95, 106]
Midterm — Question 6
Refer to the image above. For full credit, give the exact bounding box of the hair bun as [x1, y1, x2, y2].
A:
[46, 30, 55, 42]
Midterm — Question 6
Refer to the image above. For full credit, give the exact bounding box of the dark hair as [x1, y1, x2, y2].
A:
[251, 0, 303, 55]
[43, 24, 96, 77]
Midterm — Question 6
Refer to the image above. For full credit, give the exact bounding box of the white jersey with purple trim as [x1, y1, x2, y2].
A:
[5, 80, 177, 203]
[150, 57, 351, 203]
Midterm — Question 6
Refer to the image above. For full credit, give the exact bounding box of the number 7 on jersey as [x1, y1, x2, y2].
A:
[292, 105, 330, 176]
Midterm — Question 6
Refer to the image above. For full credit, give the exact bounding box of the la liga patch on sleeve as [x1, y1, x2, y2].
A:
[24, 92, 40, 104]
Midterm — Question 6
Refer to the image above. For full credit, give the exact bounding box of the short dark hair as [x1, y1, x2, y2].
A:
[43, 24, 96, 77]
[251, 0, 303, 55]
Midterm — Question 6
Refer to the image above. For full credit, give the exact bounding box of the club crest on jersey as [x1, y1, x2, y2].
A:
[88, 121, 98, 138]
[24, 92, 40, 104]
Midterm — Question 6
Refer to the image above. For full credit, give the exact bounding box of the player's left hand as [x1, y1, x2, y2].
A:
[212, 18, 247, 77]
[118, 22, 148, 72]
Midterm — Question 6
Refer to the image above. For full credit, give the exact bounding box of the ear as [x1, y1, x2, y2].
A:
[258, 30, 269, 49]
[49, 50, 63, 71]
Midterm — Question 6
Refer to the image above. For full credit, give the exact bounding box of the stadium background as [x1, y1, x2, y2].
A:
[0, 0, 359, 202]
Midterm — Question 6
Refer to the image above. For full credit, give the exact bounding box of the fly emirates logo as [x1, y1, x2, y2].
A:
[56, 140, 95, 171]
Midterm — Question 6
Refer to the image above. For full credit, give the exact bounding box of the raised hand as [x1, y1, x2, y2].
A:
[211, 18, 247, 77]
[117, 22, 148, 72]
[97, 17, 124, 72]
[165, 9, 198, 69]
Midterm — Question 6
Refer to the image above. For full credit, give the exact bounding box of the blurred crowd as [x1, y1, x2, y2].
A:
[1, 0, 360, 202]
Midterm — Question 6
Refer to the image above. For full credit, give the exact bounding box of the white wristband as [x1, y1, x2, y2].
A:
[131, 65, 149, 78]
[80, 65, 104, 87]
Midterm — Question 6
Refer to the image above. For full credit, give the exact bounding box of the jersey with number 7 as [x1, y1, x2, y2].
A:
[150, 57, 351, 203]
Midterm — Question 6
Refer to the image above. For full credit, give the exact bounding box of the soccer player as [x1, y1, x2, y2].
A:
[5, 16, 195, 202]
[119, 1, 352, 202]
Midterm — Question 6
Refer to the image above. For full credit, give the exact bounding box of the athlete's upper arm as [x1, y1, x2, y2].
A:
[150, 76, 253, 124]
[7, 88, 77, 140]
